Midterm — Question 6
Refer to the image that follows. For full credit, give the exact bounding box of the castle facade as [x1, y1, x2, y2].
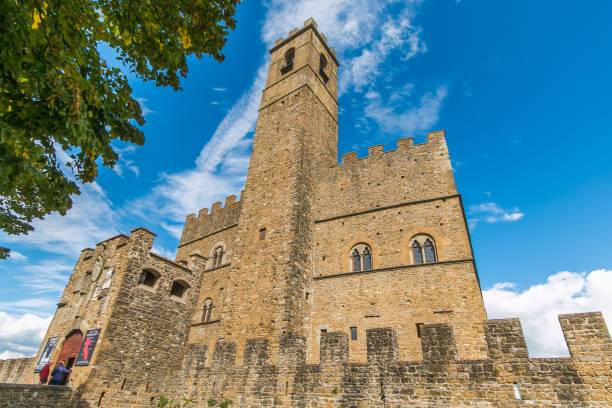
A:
[1, 19, 611, 407]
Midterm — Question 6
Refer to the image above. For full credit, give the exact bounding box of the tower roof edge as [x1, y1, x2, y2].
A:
[268, 18, 340, 67]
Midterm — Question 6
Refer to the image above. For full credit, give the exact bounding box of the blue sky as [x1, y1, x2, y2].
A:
[1, 0, 611, 359]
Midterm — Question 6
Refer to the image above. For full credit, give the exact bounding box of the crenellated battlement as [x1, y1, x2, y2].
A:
[0, 358, 34, 385]
[169, 312, 612, 407]
[339, 130, 446, 164]
[187, 312, 610, 370]
[314, 130, 455, 221]
[271, 18, 338, 63]
[180, 193, 242, 246]
[3, 312, 610, 406]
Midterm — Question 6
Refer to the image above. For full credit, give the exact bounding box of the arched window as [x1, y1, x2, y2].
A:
[170, 280, 189, 298]
[362, 246, 372, 271]
[350, 243, 373, 272]
[412, 241, 423, 264]
[211, 246, 224, 269]
[202, 298, 213, 323]
[352, 248, 361, 272]
[410, 235, 437, 265]
[281, 48, 295, 74]
[424, 239, 436, 263]
[139, 269, 159, 287]
[319, 53, 329, 83]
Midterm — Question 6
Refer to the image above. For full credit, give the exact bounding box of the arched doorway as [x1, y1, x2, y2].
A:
[57, 330, 83, 371]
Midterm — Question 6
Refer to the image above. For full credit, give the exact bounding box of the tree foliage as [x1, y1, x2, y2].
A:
[0, 0, 240, 258]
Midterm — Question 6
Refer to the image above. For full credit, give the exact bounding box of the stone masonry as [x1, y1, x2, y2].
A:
[1, 18, 611, 407]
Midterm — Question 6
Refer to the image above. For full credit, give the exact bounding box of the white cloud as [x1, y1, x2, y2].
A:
[152, 245, 176, 261]
[125, 1, 437, 240]
[483, 269, 612, 357]
[126, 63, 267, 237]
[136, 97, 154, 117]
[122, 1, 439, 240]
[1, 182, 121, 256]
[112, 145, 140, 178]
[0, 350, 27, 359]
[0, 312, 52, 358]
[0, 299, 59, 315]
[4, 259, 75, 295]
[262, 0, 425, 94]
[7, 251, 27, 262]
[364, 85, 447, 135]
[468, 202, 524, 228]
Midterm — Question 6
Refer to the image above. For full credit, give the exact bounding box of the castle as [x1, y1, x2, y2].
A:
[1, 19, 611, 407]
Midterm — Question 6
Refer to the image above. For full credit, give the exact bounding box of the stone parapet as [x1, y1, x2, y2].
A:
[1, 313, 611, 407]
[0, 358, 34, 384]
[314, 130, 457, 221]
[180, 196, 242, 247]
[0, 384, 73, 408]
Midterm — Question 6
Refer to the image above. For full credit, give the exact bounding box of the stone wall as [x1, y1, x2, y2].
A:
[0, 358, 34, 384]
[21, 233, 132, 386]
[309, 261, 487, 363]
[179, 195, 242, 251]
[1, 312, 610, 407]
[313, 130, 456, 221]
[0, 384, 74, 408]
[312, 195, 473, 277]
[71, 228, 205, 407]
[179, 312, 612, 407]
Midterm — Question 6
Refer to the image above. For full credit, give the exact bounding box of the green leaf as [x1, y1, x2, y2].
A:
[0, 0, 241, 257]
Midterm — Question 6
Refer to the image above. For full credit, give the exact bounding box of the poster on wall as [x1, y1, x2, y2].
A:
[74, 328, 101, 366]
[34, 337, 59, 373]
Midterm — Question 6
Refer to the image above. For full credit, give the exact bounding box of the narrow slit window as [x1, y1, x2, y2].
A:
[217, 247, 224, 267]
[202, 298, 213, 323]
[350, 327, 357, 341]
[352, 249, 361, 272]
[513, 383, 521, 401]
[259, 227, 266, 241]
[281, 48, 295, 74]
[412, 241, 423, 264]
[424, 239, 436, 263]
[212, 246, 224, 268]
[362, 247, 372, 271]
[319, 54, 329, 84]
[416, 323, 424, 338]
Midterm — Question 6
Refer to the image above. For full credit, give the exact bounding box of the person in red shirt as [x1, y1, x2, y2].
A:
[39, 363, 50, 384]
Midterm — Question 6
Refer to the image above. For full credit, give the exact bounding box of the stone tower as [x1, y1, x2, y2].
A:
[219, 18, 340, 362]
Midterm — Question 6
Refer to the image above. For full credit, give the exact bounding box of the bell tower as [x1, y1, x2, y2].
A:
[220, 18, 339, 361]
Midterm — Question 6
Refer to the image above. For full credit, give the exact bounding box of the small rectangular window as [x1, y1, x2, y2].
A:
[350, 327, 357, 341]
[259, 228, 266, 241]
[416, 323, 424, 338]
[171, 281, 186, 297]
[320, 328, 327, 333]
